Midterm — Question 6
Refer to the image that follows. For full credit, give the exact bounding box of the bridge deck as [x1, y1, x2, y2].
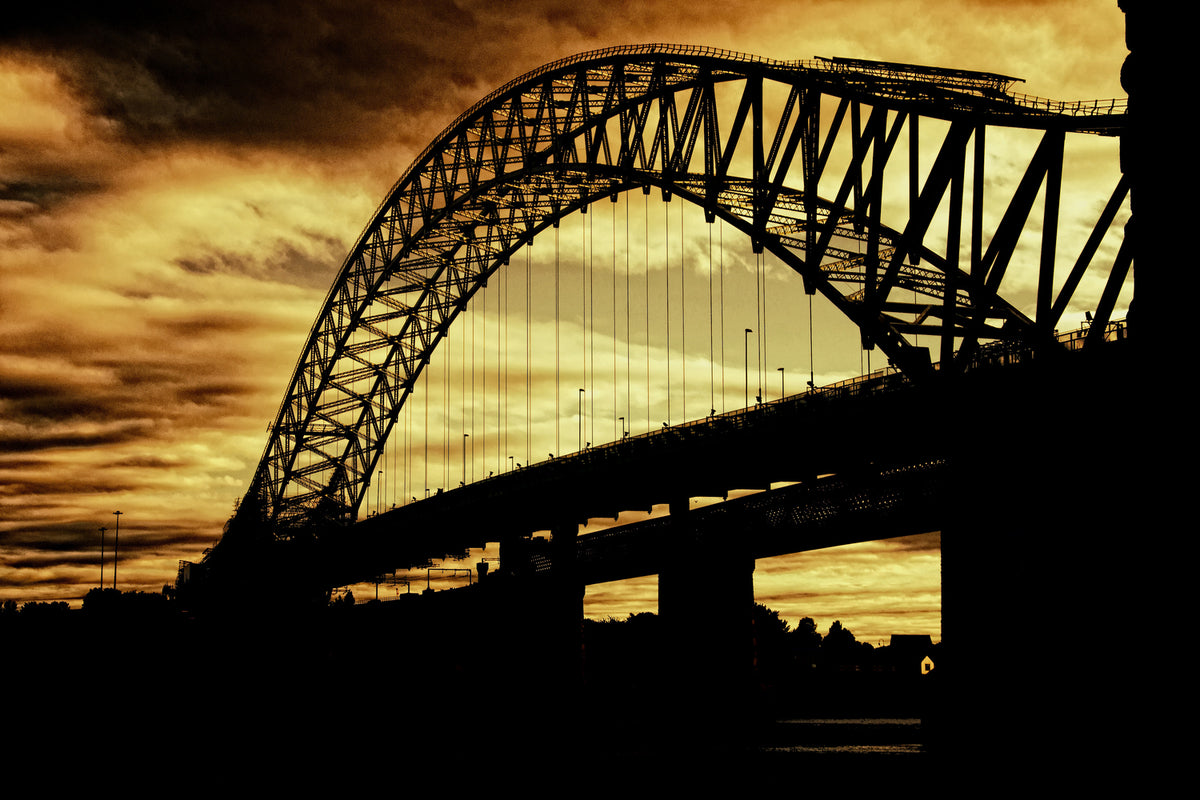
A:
[321, 327, 1127, 588]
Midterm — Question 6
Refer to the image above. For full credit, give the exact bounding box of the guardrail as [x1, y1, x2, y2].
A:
[461, 318, 1128, 492]
[1007, 92, 1127, 117]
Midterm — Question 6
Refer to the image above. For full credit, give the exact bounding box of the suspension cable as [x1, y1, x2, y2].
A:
[664, 198, 671, 426]
[463, 293, 469, 484]
[497, 258, 502, 476]
[708, 220, 714, 415]
[612, 199, 618, 443]
[526, 241, 532, 467]
[555, 223, 561, 459]
[625, 196, 631, 438]
[680, 198, 686, 423]
[503, 252, 509, 471]
[809, 292, 815, 389]
[481, 273, 487, 476]
[429, 352, 434, 496]
[589, 206, 595, 447]
[443, 326, 449, 491]
[404, 388, 410, 504]
[644, 192, 650, 434]
[756, 251, 763, 403]
[763, 251, 772, 398]
[385, 306, 390, 510]
[583, 207, 589, 451]
[471, 285, 476, 479]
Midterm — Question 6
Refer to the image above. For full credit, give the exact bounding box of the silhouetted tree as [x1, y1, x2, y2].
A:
[753, 603, 793, 689]
[789, 616, 823, 670]
[752, 603, 790, 638]
[82, 587, 123, 614]
[821, 619, 873, 668]
[824, 619, 855, 647]
[19, 600, 70, 619]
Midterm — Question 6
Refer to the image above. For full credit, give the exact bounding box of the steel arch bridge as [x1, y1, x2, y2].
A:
[235, 44, 1128, 538]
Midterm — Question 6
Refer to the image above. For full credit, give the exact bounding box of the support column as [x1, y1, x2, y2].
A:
[547, 520, 585, 691]
[658, 496, 756, 741]
[939, 353, 1142, 776]
[487, 526, 583, 741]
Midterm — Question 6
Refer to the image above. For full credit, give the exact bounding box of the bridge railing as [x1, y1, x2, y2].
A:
[407, 44, 1127, 199]
[1006, 92, 1128, 117]
[429, 319, 1127, 507]
[1057, 319, 1128, 350]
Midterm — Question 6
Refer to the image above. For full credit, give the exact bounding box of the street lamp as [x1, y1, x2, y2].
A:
[111, 511, 122, 590]
[778, 366, 785, 399]
[578, 388, 585, 452]
[743, 329, 753, 409]
[98, 526, 107, 589]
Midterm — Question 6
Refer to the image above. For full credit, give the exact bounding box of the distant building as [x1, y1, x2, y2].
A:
[887, 634, 935, 675]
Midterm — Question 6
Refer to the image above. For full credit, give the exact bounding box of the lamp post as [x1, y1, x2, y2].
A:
[743, 328, 753, 409]
[111, 511, 122, 590]
[778, 366, 785, 399]
[98, 526, 107, 589]
[578, 388, 585, 452]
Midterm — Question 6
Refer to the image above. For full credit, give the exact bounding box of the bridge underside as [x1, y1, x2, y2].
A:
[207, 335, 1128, 599]
[368, 336, 1150, 757]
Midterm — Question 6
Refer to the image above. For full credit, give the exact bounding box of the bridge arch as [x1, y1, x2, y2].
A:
[244, 44, 1128, 531]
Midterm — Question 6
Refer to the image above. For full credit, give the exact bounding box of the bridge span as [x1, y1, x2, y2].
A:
[200, 320, 1118, 597]
[171, 30, 1176, 766]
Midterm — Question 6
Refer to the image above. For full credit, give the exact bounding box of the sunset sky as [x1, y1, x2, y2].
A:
[1, 1, 1128, 643]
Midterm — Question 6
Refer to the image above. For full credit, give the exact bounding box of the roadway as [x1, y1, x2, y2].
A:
[314, 326, 1129, 589]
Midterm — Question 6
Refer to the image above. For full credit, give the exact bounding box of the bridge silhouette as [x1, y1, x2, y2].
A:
[176, 41, 1163, 764]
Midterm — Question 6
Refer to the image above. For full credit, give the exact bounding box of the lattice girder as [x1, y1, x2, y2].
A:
[248, 44, 1127, 531]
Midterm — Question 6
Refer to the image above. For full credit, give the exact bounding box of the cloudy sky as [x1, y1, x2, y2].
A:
[1, 1, 1128, 641]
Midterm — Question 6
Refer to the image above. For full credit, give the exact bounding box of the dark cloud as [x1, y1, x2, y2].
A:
[0, 424, 152, 454]
[0, 317, 267, 460]
[0, 521, 107, 554]
[2, 0, 1127, 160]
[0, 476, 135, 498]
[2, 515, 204, 547]
[887, 530, 940, 552]
[1, 0, 791, 153]
[111, 455, 187, 470]
[1, 1, 509, 150]
[145, 311, 261, 338]
[175, 381, 262, 410]
[0, 179, 107, 214]
[174, 234, 347, 291]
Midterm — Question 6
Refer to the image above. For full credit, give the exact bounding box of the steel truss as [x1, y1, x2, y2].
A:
[245, 44, 1128, 533]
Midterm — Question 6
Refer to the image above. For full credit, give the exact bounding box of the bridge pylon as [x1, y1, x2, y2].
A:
[658, 495, 757, 738]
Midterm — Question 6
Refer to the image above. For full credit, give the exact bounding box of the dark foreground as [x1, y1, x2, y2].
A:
[8, 604, 946, 791]
[7, 599, 1138, 792]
